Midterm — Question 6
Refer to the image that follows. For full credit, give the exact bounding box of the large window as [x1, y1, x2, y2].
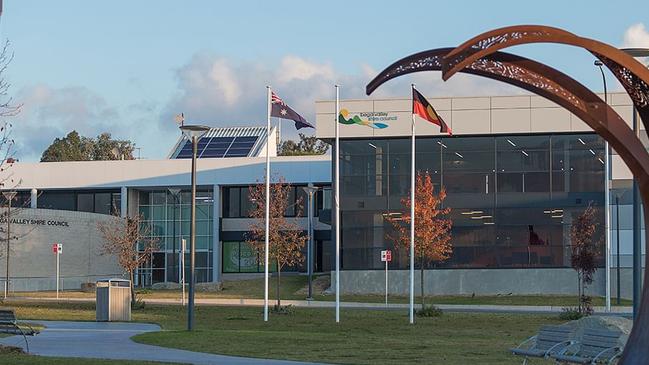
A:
[37, 190, 120, 215]
[137, 188, 213, 285]
[339, 134, 606, 270]
[223, 184, 329, 218]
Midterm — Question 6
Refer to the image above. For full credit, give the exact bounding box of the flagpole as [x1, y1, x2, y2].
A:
[264, 86, 271, 322]
[334, 84, 341, 323]
[409, 84, 416, 324]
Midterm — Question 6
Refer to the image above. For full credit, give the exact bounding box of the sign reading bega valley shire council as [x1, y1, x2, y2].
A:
[339, 109, 397, 129]
[0, 217, 70, 228]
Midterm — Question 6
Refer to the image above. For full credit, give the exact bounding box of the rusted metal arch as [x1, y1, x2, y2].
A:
[366, 47, 649, 364]
[440, 25, 649, 133]
[366, 48, 649, 191]
[436, 26, 649, 364]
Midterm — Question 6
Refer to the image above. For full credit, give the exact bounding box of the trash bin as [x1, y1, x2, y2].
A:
[96, 278, 131, 322]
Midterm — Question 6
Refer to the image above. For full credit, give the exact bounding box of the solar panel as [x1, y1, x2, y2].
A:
[174, 134, 260, 159]
[223, 136, 259, 157]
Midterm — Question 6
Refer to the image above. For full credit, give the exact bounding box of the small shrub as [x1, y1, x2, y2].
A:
[271, 304, 295, 315]
[0, 345, 24, 355]
[417, 305, 443, 317]
[136, 288, 151, 295]
[559, 307, 585, 321]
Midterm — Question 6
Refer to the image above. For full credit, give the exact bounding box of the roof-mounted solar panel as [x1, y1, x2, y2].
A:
[170, 126, 268, 159]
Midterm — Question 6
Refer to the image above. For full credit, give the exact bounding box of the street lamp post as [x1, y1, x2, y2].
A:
[179, 124, 210, 331]
[620, 48, 649, 320]
[594, 59, 611, 312]
[2, 190, 16, 299]
[168, 188, 181, 283]
[302, 185, 319, 300]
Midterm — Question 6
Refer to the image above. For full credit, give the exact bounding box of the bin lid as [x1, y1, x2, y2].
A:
[96, 278, 131, 287]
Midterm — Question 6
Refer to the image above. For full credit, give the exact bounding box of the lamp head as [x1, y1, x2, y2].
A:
[302, 186, 320, 195]
[180, 125, 210, 140]
[594, 60, 604, 67]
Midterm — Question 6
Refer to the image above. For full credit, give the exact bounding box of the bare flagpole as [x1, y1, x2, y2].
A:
[335, 84, 341, 323]
[409, 84, 416, 324]
[264, 86, 271, 322]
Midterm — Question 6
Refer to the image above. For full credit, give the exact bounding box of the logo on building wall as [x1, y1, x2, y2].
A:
[338, 109, 394, 129]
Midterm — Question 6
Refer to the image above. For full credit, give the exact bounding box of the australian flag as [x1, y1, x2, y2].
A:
[271, 91, 315, 130]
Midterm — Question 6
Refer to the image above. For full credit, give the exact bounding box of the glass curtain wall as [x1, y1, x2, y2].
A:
[137, 189, 213, 286]
[339, 133, 605, 270]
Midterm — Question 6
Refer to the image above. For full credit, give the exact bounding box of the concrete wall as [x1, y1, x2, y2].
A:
[334, 268, 641, 299]
[0, 208, 124, 292]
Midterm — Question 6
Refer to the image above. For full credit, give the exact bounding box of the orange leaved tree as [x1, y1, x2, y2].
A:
[387, 171, 452, 307]
[246, 176, 307, 308]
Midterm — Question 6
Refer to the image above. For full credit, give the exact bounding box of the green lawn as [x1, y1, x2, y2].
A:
[7, 301, 564, 365]
[15, 275, 633, 307]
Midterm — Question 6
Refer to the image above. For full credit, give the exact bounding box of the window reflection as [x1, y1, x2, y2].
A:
[339, 134, 605, 270]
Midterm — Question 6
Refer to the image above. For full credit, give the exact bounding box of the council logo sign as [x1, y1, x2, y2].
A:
[338, 109, 395, 129]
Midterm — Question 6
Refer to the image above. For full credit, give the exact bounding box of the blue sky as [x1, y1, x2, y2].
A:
[3, 0, 649, 161]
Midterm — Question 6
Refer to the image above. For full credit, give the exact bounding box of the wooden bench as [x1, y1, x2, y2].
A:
[551, 328, 622, 364]
[0, 309, 38, 353]
[510, 325, 575, 364]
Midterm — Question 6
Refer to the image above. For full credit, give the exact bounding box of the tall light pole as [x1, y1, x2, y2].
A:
[302, 185, 319, 300]
[179, 124, 210, 331]
[2, 190, 16, 299]
[620, 48, 649, 320]
[168, 188, 181, 283]
[594, 59, 611, 312]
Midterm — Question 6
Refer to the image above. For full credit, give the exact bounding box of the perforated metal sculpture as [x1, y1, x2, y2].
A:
[366, 26, 649, 363]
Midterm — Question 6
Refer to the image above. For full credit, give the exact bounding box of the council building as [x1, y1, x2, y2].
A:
[0, 92, 642, 299]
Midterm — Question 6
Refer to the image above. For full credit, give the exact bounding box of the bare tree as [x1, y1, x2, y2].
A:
[246, 176, 307, 308]
[98, 214, 158, 306]
[570, 203, 599, 315]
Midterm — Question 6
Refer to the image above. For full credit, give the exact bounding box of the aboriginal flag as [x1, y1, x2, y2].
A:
[412, 89, 452, 135]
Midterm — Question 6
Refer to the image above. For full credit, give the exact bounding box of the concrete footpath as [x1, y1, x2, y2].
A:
[0, 320, 324, 365]
[9, 296, 633, 315]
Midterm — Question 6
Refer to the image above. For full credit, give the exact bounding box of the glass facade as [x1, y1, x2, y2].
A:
[221, 184, 332, 274]
[339, 133, 606, 270]
[137, 189, 214, 285]
[222, 184, 330, 218]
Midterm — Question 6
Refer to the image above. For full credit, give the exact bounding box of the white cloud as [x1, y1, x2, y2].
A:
[276, 56, 335, 84]
[622, 23, 649, 49]
[8, 85, 153, 162]
[10, 85, 119, 160]
[161, 53, 520, 142]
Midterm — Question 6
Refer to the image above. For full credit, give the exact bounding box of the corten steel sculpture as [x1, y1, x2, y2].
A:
[366, 27, 649, 363]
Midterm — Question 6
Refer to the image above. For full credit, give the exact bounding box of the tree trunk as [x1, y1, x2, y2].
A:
[276, 259, 281, 308]
[420, 253, 425, 308]
[577, 271, 582, 313]
[129, 270, 136, 307]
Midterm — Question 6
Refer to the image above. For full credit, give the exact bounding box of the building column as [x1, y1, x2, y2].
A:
[212, 184, 222, 283]
[30, 188, 37, 208]
[120, 186, 127, 218]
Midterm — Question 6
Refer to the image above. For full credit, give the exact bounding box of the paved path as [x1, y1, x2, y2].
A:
[0, 320, 323, 365]
[10, 296, 633, 315]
